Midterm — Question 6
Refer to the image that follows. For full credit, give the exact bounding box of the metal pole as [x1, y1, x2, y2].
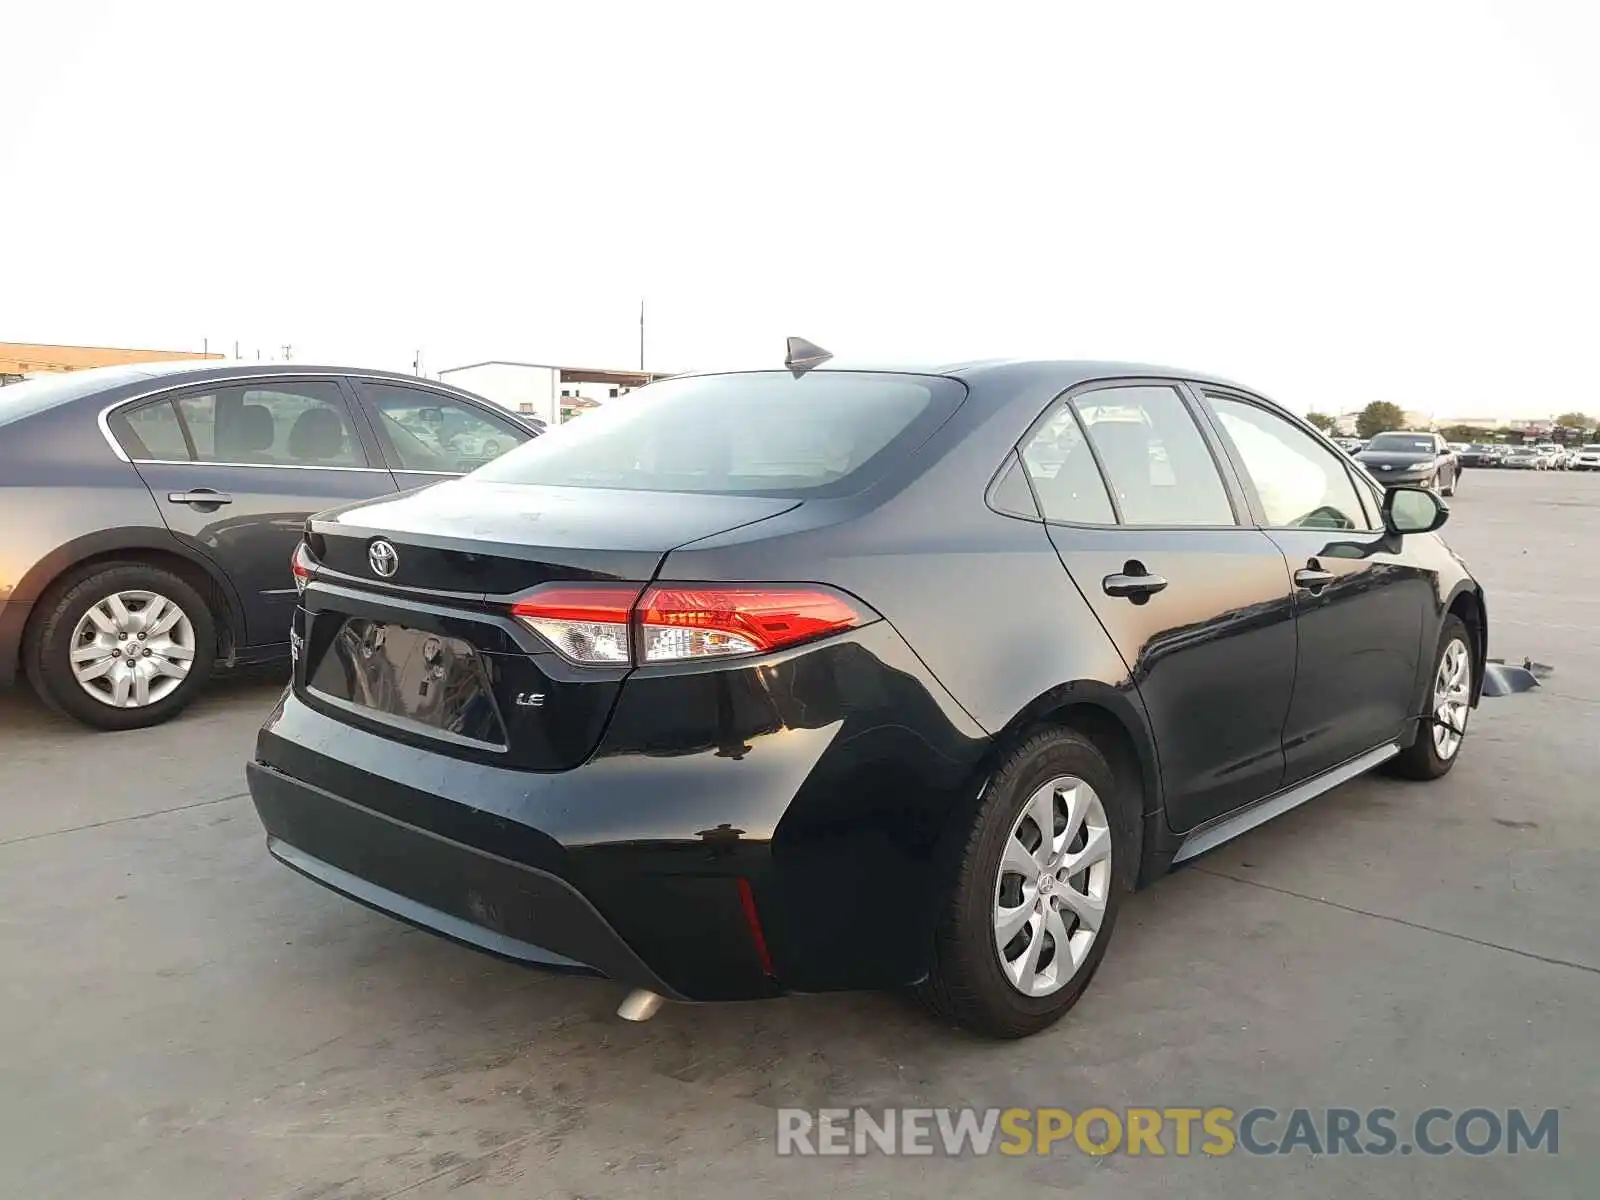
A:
[639, 298, 645, 371]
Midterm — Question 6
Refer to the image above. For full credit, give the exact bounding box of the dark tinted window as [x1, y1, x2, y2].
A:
[1075, 386, 1235, 526]
[1019, 403, 1115, 524]
[475, 371, 963, 496]
[174, 382, 365, 467]
[1207, 395, 1375, 530]
[359, 383, 529, 473]
[109, 399, 190, 460]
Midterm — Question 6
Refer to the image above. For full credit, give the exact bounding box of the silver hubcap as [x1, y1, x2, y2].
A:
[68, 590, 196, 708]
[993, 775, 1113, 998]
[1433, 637, 1471, 759]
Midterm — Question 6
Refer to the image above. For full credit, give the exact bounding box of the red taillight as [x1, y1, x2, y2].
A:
[637, 585, 864, 663]
[291, 541, 315, 595]
[510, 584, 640, 665]
[510, 582, 867, 666]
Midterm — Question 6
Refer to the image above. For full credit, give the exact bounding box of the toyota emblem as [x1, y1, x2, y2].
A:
[368, 539, 400, 578]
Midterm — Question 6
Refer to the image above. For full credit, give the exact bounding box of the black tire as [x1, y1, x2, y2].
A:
[1389, 614, 1472, 780]
[24, 561, 217, 731]
[917, 727, 1141, 1038]
[1442, 467, 1457, 497]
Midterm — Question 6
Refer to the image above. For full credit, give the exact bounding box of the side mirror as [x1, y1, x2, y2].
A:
[1384, 486, 1449, 535]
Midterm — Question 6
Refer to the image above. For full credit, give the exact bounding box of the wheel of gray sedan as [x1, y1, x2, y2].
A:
[1390, 614, 1473, 780]
[24, 562, 217, 731]
[918, 727, 1140, 1038]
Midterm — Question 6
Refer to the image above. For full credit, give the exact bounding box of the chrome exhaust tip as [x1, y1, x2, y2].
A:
[617, 989, 666, 1022]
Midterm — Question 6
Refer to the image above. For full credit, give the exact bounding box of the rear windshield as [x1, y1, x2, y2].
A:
[473, 370, 965, 496]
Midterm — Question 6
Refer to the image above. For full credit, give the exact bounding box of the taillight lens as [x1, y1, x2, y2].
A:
[638, 585, 864, 663]
[291, 541, 315, 595]
[511, 584, 640, 665]
[511, 583, 868, 666]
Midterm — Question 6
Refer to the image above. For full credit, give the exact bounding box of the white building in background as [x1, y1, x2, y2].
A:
[437, 360, 671, 426]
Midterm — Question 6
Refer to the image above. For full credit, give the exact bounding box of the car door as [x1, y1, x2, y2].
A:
[113, 376, 396, 650]
[352, 380, 535, 489]
[1198, 390, 1431, 783]
[1019, 381, 1299, 832]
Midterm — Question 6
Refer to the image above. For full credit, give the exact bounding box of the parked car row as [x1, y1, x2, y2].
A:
[0, 362, 541, 729]
[1465, 442, 1593, 469]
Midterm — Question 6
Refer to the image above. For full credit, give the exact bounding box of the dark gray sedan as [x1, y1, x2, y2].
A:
[0, 362, 538, 729]
[1354, 431, 1459, 495]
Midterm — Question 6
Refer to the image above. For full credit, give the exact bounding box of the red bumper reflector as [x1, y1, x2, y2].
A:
[736, 877, 775, 977]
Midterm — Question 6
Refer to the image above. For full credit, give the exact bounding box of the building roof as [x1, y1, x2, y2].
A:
[0, 341, 223, 373]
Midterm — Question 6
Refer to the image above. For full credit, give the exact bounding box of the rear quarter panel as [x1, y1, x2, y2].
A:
[1, 404, 172, 605]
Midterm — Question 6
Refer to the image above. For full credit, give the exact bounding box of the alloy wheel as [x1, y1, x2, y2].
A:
[1432, 637, 1471, 759]
[68, 589, 197, 708]
[993, 775, 1113, 998]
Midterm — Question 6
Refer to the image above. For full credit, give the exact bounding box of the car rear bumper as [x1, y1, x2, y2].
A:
[249, 758, 685, 994]
[248, 621, 989, 1001]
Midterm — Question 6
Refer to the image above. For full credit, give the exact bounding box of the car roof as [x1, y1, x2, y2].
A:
[683, 357, 1250, 391]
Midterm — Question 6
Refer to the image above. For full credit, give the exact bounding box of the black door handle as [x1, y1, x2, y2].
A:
[1103, 563, 1168, 601]
[1293, 566, 1336, 590]
[168, 489, 233, 506]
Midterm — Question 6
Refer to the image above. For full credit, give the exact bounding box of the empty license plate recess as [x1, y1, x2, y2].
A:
[307, 618, 508, 747]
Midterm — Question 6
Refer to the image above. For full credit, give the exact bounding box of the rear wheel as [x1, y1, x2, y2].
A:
[25, 562, 217, 731]
[918, 727, 1140, 1038]
[1390, 614, 1472, 780]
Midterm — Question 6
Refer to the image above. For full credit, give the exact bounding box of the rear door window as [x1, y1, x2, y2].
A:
[474, 371, 966, 497]
[169, 382, 368, 467]
[1072, 385, 1236, 526]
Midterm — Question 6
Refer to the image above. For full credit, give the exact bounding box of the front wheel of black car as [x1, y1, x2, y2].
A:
[25, 562, 217, 731]
[1390, 614, 1473, 780]
[918, 727, 1140, 1038]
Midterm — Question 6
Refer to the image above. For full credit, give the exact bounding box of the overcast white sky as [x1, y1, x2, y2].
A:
[3, 0, 1597, 417]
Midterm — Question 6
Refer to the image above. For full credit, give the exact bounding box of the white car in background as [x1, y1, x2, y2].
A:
[1572, 444, 1600, 472]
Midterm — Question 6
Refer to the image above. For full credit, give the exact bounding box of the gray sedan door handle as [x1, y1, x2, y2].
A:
[168, 490, 233, 506]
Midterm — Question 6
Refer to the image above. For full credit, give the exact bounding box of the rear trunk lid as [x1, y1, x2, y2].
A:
[308, 479, 798, 595]
[297, 478, 799, 770]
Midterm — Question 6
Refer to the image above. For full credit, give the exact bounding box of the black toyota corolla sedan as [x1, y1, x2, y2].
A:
[248, 355, 1487, 1038]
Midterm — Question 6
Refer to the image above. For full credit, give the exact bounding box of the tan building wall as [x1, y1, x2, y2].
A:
[0, 341, 223, 376]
